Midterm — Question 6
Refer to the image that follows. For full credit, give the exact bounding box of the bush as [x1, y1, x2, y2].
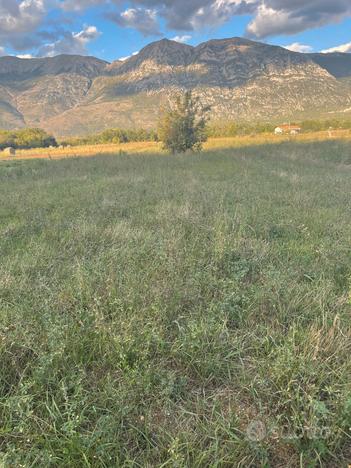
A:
[61, 128, 159, 146]
[0, 128, 57, 150]
[208, 122, 276, 137]
[158, 91, 210, 154]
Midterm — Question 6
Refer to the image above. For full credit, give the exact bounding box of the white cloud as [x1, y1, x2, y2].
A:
[106, 0, 351, 39]
[247, 4, 301, 38]
[0, 0, 47, 34]
[283, 42, 313, 53]
[321, 42, 351, 53]
[247, 0, 351, 39]
[1, 0, 351, 55]
[16, 54, 35, 58]
[111, 7, 161, 36]
[0, 46, 6, 56]
[60, 0, 105, 11]
[0, 0, 55, 51]
[171, 35, 192, 44]
[189, 0, 256, 30]
[118, 51, 139, 61]
[37, 25, 101, 57]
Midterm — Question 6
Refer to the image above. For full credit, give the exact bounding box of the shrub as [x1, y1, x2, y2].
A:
[158, 91, 210, 154]
[0, 128, 57, 150]
[61, 128, 159, 146]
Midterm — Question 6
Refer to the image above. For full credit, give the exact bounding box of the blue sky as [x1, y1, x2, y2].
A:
[1, 1, 351, 61]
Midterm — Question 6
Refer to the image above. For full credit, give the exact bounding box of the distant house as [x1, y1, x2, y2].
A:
[275, 125, 302, 135]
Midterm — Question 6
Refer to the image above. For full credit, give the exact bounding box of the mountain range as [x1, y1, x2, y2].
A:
[1, 37, 351, 137]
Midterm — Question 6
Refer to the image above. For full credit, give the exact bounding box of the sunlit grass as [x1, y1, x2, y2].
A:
[0, 129, 350, 162]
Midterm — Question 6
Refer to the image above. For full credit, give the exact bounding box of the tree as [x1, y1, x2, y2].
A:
[14, 128, 57, 149]
[0, 128, 57, 150]
[0, 131, 15, 150]
[158, 91, 210, 154]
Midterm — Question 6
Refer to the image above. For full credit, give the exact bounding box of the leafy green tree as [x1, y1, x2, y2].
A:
[14, 128, 57, 149]
[0, 128, 56, 150]
[158, 91, 210, 154]
[0, 131, 15, 150]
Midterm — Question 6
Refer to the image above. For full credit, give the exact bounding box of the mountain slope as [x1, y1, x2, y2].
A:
[1, 39, 351, 136]
[0, 55, 108, 81]
[0, 55, 108, 130]
[0, 85, 25, 129]
[308, 53, 351, 78]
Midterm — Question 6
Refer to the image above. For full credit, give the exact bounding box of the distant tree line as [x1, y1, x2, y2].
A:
[61, 128, 159, 146]
[0, 128, 57, 150]
[207, 119, 351, 137]
[298, 119, 351, 132]
[207, 122, 276, 137]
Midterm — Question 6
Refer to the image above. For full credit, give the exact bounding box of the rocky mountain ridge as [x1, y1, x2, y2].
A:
[0, 37, 351, 136]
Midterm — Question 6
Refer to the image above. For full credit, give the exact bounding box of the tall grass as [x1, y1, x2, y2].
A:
[0, 140, 350, 466]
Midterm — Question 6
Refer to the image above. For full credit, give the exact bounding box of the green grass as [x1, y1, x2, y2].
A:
[0, 141, 350, 467]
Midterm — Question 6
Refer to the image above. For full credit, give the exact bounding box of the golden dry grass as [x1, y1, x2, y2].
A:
[0, 129, 350, 161]
[205, 129, 351, 150]
[1, 141, 162, 161]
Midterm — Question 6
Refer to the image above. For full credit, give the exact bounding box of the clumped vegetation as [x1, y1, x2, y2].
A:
[208, 119, 351, 137]
[0, 140, 350, 466]
[158, 91, 210, 153]
[300, 118, 351, 132]
[208, 121, 276, 137]
[61, 128, 159, 147]
[0, 128, 57, 150]
[63, 119, 351, 148]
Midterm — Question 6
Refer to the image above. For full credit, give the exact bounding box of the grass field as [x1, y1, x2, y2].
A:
[0, 140, 351, 466]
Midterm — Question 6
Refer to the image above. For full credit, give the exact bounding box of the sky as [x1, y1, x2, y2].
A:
[0, 1, 351, 62]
